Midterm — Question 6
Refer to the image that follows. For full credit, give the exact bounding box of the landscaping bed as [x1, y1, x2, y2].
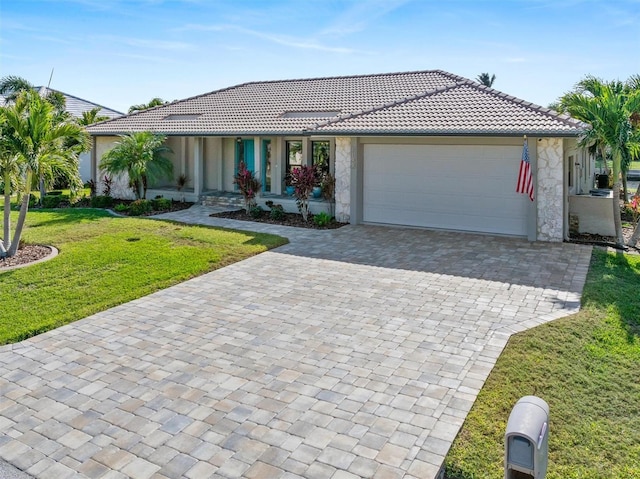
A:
[210, 208, 347, 230]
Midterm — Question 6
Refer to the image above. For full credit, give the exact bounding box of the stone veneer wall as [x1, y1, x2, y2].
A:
[536, 138, 564, 241]
[334, 137, 352, 223]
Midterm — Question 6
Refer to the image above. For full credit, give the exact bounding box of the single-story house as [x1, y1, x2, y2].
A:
[1, 87, 123, 182]
[86, 69, 594, 242]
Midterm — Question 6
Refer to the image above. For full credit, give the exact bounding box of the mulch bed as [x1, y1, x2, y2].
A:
[210, 209, 346, 230]
[569, 207, 639, 253]
[0, 245, 52, 269]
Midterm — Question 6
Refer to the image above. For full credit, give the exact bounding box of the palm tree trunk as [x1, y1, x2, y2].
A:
[622, 175, 628, 202]
[612, 180, 624, 248]
[7, 171, 32, 257]
[39, 173, 46, 206]
[3, 171, 12, 253]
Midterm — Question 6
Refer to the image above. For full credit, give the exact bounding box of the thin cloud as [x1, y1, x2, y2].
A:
[319, 0, 412, 37]
[94, 35, 193, 51]
[180, 23, 358, 54]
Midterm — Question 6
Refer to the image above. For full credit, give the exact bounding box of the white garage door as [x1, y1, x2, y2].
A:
[363, 144, 529, 236]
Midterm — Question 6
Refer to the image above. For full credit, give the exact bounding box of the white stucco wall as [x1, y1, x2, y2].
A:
[334, 137, 352, 223]
[536, 138, 564, 241]
[95, 136, 136, 200]
[569, 194, 616, 236]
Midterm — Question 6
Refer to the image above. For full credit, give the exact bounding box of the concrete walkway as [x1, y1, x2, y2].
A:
[0, 206, 592, 478]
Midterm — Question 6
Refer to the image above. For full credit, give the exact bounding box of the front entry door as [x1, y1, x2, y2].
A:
[236, 139, 255, 172]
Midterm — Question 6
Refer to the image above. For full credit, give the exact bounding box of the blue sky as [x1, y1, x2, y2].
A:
[1, 0, 638, 113]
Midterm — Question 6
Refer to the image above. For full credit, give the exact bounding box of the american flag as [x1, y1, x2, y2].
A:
[516, 138, 534, 201]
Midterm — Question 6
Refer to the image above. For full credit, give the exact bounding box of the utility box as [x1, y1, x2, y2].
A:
[505, 396, 549, 479]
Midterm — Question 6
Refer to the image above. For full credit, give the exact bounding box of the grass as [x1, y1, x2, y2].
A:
[444, 250, 640, 479]
[0, 208, 287, 344]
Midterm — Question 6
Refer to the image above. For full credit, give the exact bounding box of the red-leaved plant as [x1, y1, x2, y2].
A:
[233, 161, 261, 213]
[290, 165, 318, 221]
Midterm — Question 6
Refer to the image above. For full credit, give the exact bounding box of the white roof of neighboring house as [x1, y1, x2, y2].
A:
[0, 87, 123, 120]
[86, 70, 585, 137]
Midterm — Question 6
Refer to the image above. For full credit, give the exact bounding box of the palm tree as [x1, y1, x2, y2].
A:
[561, 77, 640, 247]
[476, 73, 496, 88]
[0, 90, 86, 257]
[0, 76, 35, 103]
[128, 97, 167, 114]
[77, 107, 110, 126]
[100, 132, 173, 200]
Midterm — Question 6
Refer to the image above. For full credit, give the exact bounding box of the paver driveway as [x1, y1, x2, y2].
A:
[0, 207, 592, 479]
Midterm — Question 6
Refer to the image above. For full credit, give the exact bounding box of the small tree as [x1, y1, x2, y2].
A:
[0, 90, 86, 257]
[233, 161, 260, 214]
[320, 171, 336, 218]
[100, 132, 173, 200]
[291, 165, 317, 221]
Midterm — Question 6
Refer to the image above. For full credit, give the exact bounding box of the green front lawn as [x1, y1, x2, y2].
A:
[445, 250, 640, 478]
[0, 209, 287, 344]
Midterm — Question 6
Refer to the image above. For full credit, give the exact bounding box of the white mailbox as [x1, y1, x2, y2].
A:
[505, 396, 549, 479]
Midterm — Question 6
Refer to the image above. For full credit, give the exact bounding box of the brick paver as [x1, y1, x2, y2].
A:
[0, 206, 592, 478]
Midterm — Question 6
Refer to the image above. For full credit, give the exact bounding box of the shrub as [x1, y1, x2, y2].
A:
[313, 212, 332, 227]
[91, 195, 114, 208]
[269, 204, 285, 220]
[291, 165, 317, 221]
[102, 175, 113, 197]
[128, 199, 152, 216]
[47, 190, 63, 196]
[72, 196, 91, 207]
[114, 203, 129, 213]
[250, 205, 264, 218]
[41, 195, 62, 209]
[152, 197, 172, 211]
[233, 161, 261, 214]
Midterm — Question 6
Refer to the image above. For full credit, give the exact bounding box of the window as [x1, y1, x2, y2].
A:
[312, 141, 330, 175]
[286, 140, 303, 174]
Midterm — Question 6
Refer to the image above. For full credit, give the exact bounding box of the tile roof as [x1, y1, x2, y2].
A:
[86, 70, 584, 137]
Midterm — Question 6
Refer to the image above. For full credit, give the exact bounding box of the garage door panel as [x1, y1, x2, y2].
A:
[363, 144, 528, 236]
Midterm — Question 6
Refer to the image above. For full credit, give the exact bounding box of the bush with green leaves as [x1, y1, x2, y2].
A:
[41, 195, 62, 209]
[269, 204, 285, 220]
[313, 211, 332, 227]
[90, 195, 114, 209]
[250, 205, 264, 218]
[113, 203, 129, 213]
[128, 199, 152, 216]
[152, 197, 172, 211]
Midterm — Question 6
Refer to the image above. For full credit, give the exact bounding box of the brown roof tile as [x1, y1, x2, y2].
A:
[86, 70, 583, 137]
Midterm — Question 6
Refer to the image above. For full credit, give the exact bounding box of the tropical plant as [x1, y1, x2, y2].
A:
[290, 165, 317, 221]
[476, 73, 496, 88]
[77, 107, 110, 126]
[128, 97, 167, 114]
[313, 211, 332, 227]
[233, 161, 261, 213]
[0, 76, 74, 202]
[0, 89, 86, 257]
[100, 131, 173, 200]
[561, 76, 640, 247]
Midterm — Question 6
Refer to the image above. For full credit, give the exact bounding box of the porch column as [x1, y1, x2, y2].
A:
[334, 137, 352, 223]
[193, 137, 203, 198]
[216, 139, 224, 191]
[536, 138, 564, 241]
[180, 138, 187, 176]
[254, 136, 262, 195]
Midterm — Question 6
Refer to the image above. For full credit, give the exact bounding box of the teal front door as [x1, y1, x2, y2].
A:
[236, 139, 255, 172]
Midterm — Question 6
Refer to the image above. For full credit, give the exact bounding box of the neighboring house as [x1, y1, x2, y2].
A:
[86, 70, 591, 242]
[0, 87, 123, 182]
